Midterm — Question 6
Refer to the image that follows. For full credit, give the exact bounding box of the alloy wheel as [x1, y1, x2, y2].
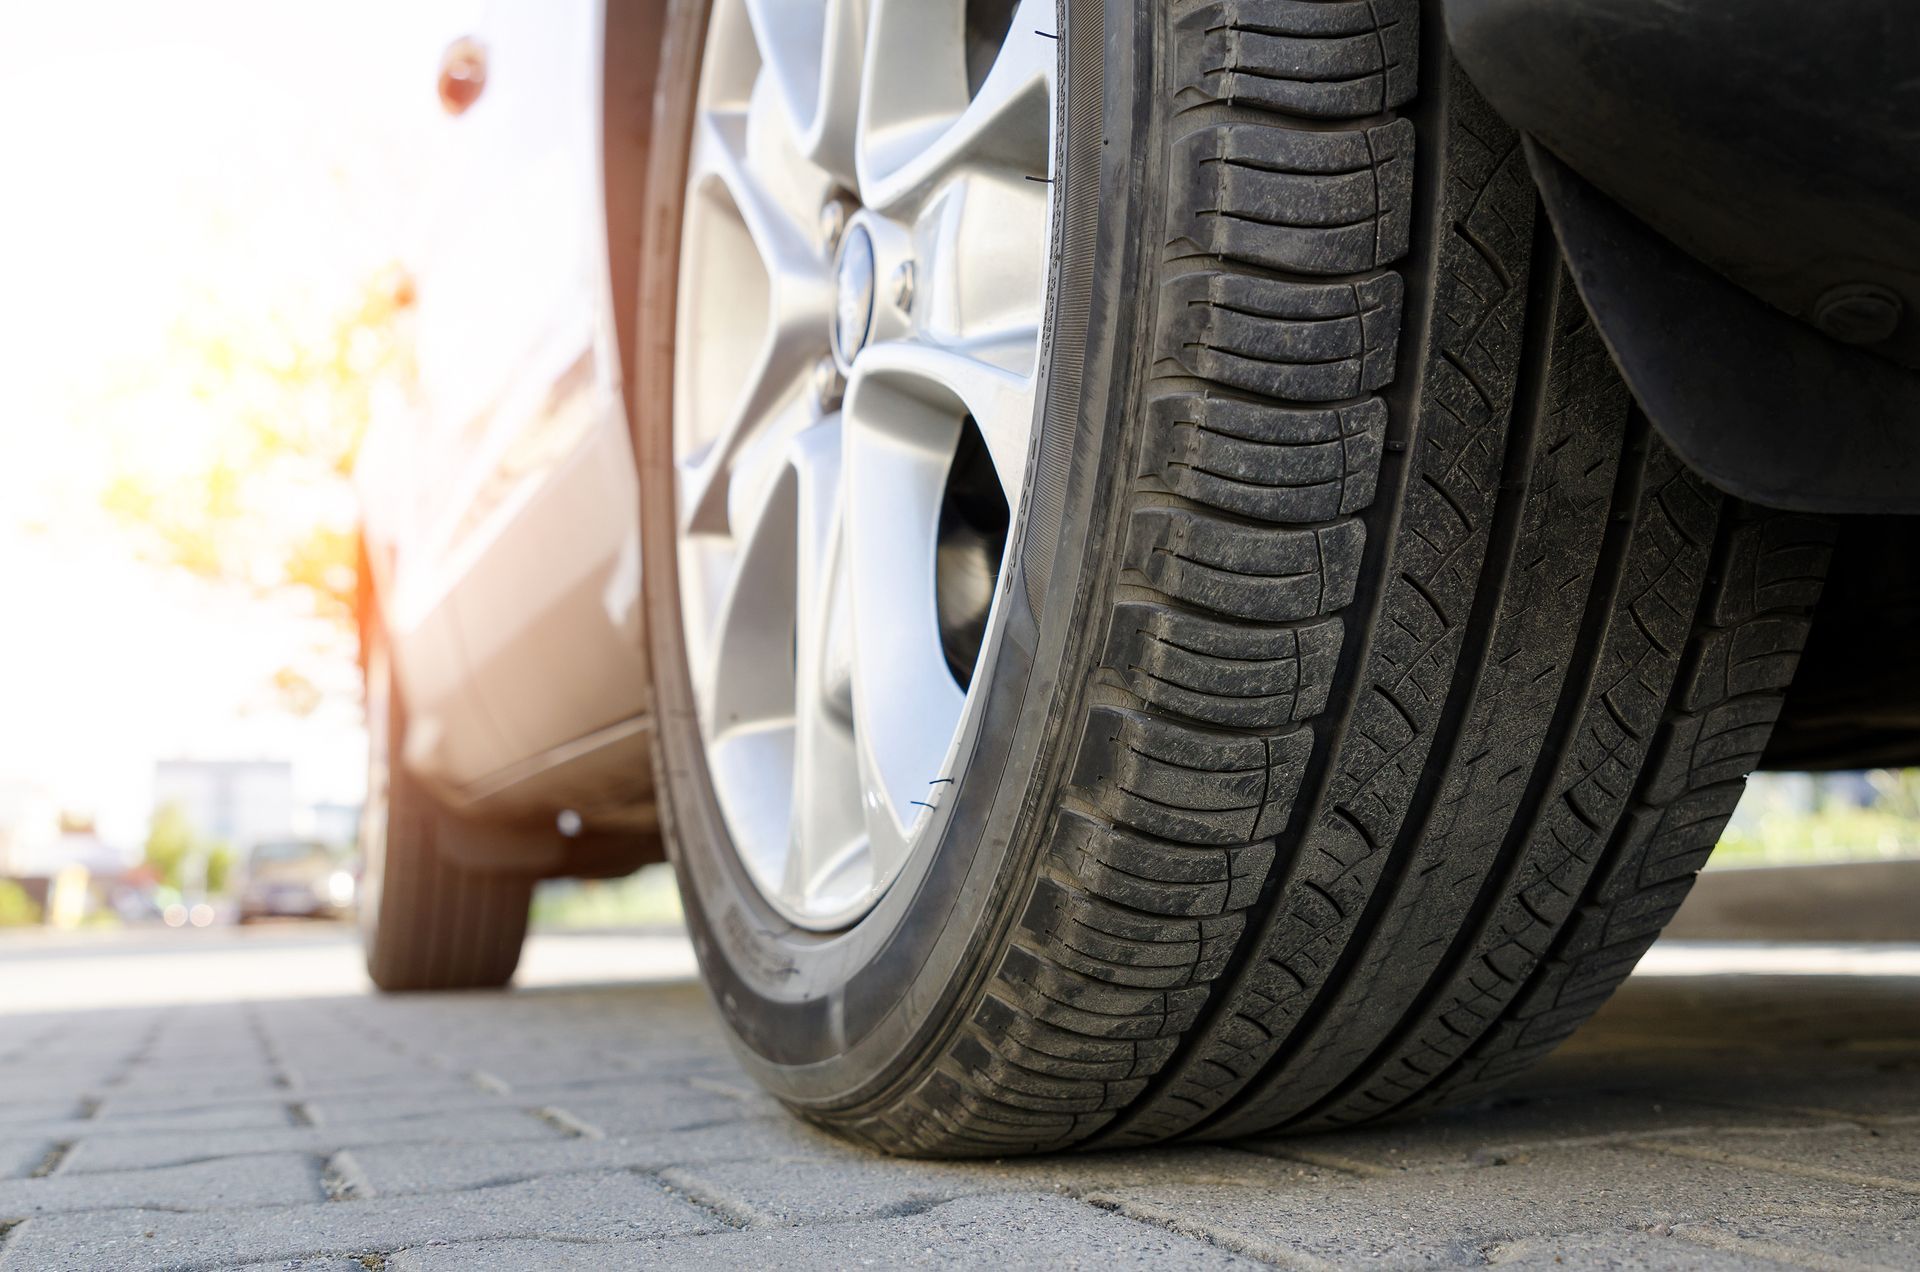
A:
[671, 0, 1060, 929]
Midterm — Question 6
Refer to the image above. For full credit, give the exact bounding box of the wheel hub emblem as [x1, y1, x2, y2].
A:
[830, 223, 875, 372]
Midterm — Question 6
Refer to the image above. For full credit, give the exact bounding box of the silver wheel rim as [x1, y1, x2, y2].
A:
[672, 0, 1060, 930]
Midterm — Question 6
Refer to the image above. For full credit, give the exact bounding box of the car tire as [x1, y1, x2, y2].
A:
[634, 0, 1834, 1155]
[359, 620, 536, 993]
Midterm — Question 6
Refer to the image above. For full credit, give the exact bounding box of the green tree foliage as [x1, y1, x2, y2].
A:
[0, 880, 41, 928]
[143, 801, 200, 892]
[204, 844, 236, 896]
[92, 268, 418, 712]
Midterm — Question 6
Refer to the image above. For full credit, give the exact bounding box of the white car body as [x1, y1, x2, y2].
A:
[356, 0, 655, 830]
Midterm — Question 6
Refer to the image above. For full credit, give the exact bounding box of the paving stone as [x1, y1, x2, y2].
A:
[1642, 1124, 1920, 1193]
[385, 1192, 1262, 1270]
[1, 1170, 721, 1271]
[1669, 1207, 1920, 1270]
[349, 1115, 842, 1197]
[280, 1070, 463, 1096]
[1247, 1088, 1833, 1174]
[4, 1103, 302, 1146]
[1051, 1144, 1913, 1268]
[108, 1079, 293, 1105]
[1482, 1229, 1758, 1269]
[1544, 974, 1920, 1127]
[0, 1140, 54, 1182]
[93, 1096, 311, 1127]
[0, 1153, 322, 1216]
[61, 1110, 557, 1174]
[658, 1153, 1040, 1226]
[498, 1087, 774, 1139]
[295, 1090, 535, 1127]
[0, 1077, 120, 1104]
[0, 1102, 87, 1129]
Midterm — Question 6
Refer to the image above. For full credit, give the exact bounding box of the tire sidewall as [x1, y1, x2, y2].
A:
[633, 0, 1152, 1111]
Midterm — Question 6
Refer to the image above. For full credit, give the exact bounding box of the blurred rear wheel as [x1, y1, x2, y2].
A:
[359, 618, 535, 992]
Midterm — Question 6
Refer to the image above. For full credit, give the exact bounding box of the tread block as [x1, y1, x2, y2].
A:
[1157, 271, 1404, 402]
[996, 944, 1211, 1039]
[1045, 807, 1278, 919]
[972, 994, 1183, 1076]
[1172, 0, 1419, 119]
[1105, 602, 1344, 729]
[1713, 514, 1837, 625]
[1126, 505, 1365, 622]
[1681, 615, 1814, 710]
[951, 1035, 1121, 1112]
[1171, 119, 1416, 275]
[1071, 707, 1313, 844]
[1144, 393, 1386, 523]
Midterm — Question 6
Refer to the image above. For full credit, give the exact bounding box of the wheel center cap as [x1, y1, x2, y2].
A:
[830, 223, 876, 373]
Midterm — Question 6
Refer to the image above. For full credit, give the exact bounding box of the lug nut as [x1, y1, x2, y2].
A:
[890, 261, 915, 313]
[812, 356, 846, 412]
[819, 199, 852, 254]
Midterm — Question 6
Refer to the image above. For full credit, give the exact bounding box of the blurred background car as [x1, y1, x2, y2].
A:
[236, 839, 355, 924]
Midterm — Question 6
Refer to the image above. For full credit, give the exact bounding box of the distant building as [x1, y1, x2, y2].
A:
[152, 760, 294, 853]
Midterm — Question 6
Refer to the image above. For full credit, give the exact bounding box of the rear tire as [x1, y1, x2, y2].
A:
[359, 621, 535, 993]
[637, 0, 1833, 1154]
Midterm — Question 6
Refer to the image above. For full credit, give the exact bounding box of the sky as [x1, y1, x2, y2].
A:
[0, 2, 472, 853]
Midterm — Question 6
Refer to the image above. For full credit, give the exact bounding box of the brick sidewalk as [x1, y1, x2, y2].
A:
[0, 938, 1915, 1269]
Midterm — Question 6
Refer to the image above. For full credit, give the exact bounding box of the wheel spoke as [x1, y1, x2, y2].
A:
[852, 338, 1040, 515]
[841, 358, 969, 857]
[784, 419, 868, 915]
[680, 104, 833, 532]
[694, 450, 796, 739]
[739, 0, 866, 183]
[689, 103, 830, 300]
[676, 331, 821, 535]
[857, 0, 1055, 217]
[739, 0, 827, 144]
[705, 721, 796, 892]
[915, 174, 1051, 356]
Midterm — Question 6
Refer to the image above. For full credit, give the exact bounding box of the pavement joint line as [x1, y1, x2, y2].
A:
[27, 1142, 72, 1179]
[1224, 1141, 1396, 1178]
[1477, 1220, 1811, 1269]
[685, 1075, 758, 1101]
[1629, 1138, 1920, 1196]
[1074, 1189, 1328, 1270]
[468, 1070, 513, 1096]
[652, 1165, 766, 1230]
[392, 1167, 597, 1199]
[61, 1131, 566, 1178]
[531, 1105, 606, 1140]
[322, 1150, 377, 1202]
